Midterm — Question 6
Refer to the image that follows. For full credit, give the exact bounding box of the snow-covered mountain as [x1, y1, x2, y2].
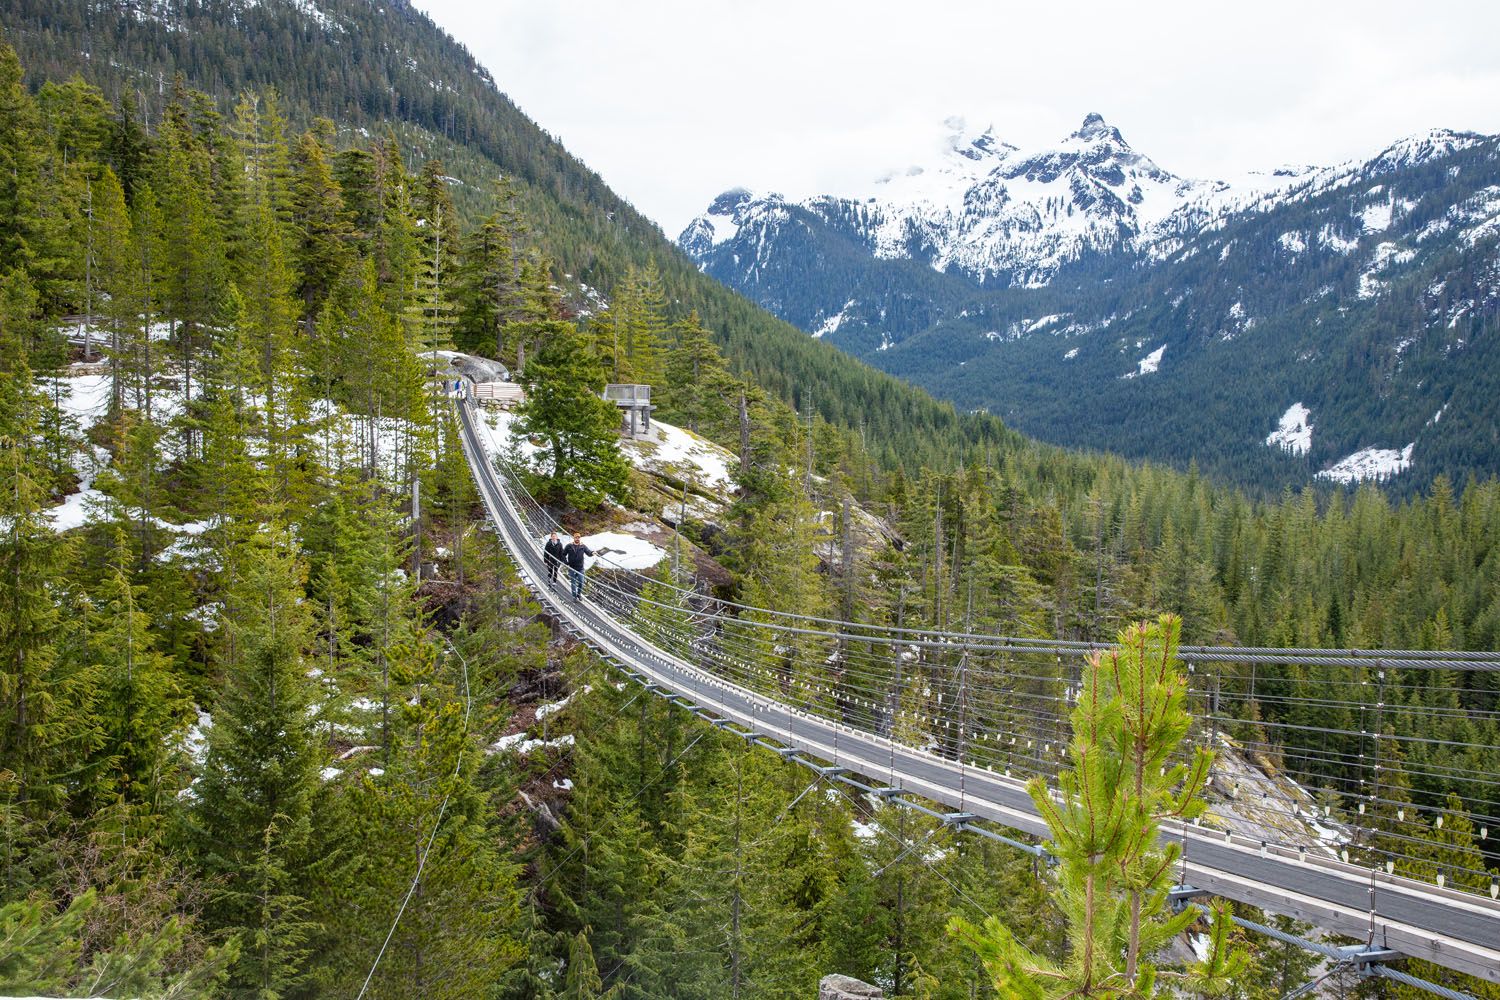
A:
[678, 117, 1500, 494]
[681, 114, 1315, 287]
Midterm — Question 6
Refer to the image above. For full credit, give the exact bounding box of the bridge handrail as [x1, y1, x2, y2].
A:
[472, 399, 1500, 670]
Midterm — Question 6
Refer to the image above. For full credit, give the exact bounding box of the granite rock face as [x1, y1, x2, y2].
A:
[818, 974, 883, 1000]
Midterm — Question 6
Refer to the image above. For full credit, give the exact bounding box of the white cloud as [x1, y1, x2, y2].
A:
[416, 0, 1500, 233]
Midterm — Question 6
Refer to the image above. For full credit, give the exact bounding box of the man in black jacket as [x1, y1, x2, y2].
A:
[543, 531, 565, 588]
[561, 532, 594, 602]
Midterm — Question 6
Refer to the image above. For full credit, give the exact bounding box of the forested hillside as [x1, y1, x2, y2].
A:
[3, 4, 1500, 996]
[0, 0, 1031, 477]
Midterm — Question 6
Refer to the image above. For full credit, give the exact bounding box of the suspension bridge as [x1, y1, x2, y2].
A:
[453, 396, 1500, 989]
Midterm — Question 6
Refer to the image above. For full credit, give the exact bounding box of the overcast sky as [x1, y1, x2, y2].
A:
[415, 0, 1500, 235]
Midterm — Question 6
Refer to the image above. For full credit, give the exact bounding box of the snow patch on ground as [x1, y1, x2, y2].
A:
[814, 299, 857, 338]
[1122, 344, 1165, 379]
[488, 733, 575, 755]
[535, 686, 592, 721]
[621, 419, 736, 492]
[1277, 231, 1306, 254]
[1357, 241, 1416, 300]
[1265, 403, 1313, 456]
[1360, 200, 1395, 233]
[1317, 224, 1358, 255]
[37, 370, 421, 536]
[1064, 346, 1079, 360]
[581, 532, 667, 572]
[1317, 443, 1415, 484]
[1024, 313, 1068, 333]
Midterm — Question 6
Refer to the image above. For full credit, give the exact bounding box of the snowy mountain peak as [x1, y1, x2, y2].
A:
[1071, 111, 1124, 144]
[679, 115, 1498, 289]
[1370, 128, 1487, 171]
[708, 187, 755, 216]
[940, 117, 1013, 162]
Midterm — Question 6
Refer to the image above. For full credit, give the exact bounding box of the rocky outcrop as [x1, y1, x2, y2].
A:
[818, 974, 883, 1000]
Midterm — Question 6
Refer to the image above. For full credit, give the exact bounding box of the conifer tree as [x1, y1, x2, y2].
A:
[0, 282, 89, 889]
[516, 325, 631, 509]
[192, 520, 323, 998]
[733, 489, 831, 704]
[409, 159, 461, 351]
[84, 548, 187, 809]
[599, 263, 668, 387]
[661, 310, 737, 436]
[452, 194, 525, 360]
[87, 166, 139, 412]
[950, 615, 1245, 998]
[312, 640, 523, 999]
[238, 195, 310, 500]
[0, 45, 43, 274]
[290, 121, 353, 321]
[153, 131, 226, 456]
[666, 740, 828, 1000]
[558, 930, 621, 1000]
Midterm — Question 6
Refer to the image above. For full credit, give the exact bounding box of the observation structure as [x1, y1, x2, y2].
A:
[604, 383, 653, 438]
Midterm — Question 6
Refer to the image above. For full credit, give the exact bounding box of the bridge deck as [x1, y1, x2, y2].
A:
[456, 398, 1500, 984]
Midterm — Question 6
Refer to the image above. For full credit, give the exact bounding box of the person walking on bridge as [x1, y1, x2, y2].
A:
[562, 532, 595, 602]
[543, 531, 565, 589]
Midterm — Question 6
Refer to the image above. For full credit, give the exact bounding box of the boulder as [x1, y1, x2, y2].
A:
[818, 974, 883, 1000]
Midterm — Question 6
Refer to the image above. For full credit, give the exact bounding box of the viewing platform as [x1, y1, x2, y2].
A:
[604, 383, 654, 438]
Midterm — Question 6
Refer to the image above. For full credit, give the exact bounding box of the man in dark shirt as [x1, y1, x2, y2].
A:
[543, 531, 565, 588]
[561, 532, 594, 602]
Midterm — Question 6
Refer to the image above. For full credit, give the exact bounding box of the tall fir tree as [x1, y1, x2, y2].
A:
[192, 520, 324, 998]
[516, 325, 631, 509]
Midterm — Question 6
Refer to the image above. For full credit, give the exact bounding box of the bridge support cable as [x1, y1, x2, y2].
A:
[355, 634, 473, 1000]
[456, 397, 1500, 985]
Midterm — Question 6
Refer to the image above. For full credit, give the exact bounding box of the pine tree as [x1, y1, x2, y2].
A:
[666, 739, 833, 1000]
[238, 195, 310, 501]
[311, 640, 523, 998]
[452, 193, 525, 361]
[558, 930, 621, 1000]
[0, 280, 91, 891]
[0, 44, 43, 275]
[410, 159, 460, 352]
[950, 615, 1246, 998]
[86, 167, 140, 412]
[598, 263, 668, 387]
[1240, 915, 1320, 1000]
[290, 121, 353, 322]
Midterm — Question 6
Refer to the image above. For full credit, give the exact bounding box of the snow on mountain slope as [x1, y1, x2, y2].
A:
[1317, 443, 1416, 484]
[678, 113, 1500, 494]
[1266, 403, 1313, 456]
[683, 114, 1310, 286]
[681, 118, 1490, 290]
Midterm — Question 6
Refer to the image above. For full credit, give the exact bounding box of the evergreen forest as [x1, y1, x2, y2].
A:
[2, 28, 1499, 1000]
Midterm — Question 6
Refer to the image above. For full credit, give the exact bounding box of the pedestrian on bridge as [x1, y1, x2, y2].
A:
[543, 531, 566, 589]
[562, 532, 594, 602]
